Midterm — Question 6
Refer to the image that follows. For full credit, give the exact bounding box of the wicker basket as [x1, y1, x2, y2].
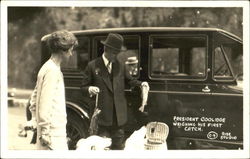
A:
[144, 122, 169, 150]
[144, 141, 167, 150]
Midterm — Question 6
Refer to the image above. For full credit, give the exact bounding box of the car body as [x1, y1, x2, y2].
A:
[40, 27, 243, 150]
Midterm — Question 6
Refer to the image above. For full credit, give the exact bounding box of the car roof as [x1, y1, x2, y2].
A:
[70, 27, 242, 42]
[41, 27, 242, 42]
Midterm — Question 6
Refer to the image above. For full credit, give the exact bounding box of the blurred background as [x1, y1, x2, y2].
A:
[8, 7, 243, 90]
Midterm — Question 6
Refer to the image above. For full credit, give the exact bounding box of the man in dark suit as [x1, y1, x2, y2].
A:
[81, 33, 149, 150]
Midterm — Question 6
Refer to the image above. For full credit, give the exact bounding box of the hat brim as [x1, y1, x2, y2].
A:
[125, 60, 138, 65]
[101, 40, 127, 51]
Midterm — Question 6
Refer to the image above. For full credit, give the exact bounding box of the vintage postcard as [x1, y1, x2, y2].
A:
[1, 0, 249, 158]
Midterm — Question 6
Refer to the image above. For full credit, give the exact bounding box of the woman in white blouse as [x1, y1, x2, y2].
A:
[29, 30, 78, 150]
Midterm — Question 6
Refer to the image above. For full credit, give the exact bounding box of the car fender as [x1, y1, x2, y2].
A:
[66, 101, 90, 120]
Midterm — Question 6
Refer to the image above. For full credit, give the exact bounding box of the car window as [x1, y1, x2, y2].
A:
[150, 36, 207, 80]
[213, 47, 233, 79]
[222, 45, 243, 77]
[213, 32, 242, 81]
[61, 36, 90, 72]
[94, 35, 140, 77]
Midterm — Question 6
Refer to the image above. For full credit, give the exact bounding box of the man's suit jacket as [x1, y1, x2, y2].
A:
[81, 57, 141, 126]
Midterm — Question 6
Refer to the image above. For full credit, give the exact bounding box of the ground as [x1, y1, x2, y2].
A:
[8, 106, 36, 150]
[7, 88, 36, 150]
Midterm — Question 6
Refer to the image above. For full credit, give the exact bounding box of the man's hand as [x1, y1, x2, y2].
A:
[88, 86, 100, 97]
[39, 134, 51, 147]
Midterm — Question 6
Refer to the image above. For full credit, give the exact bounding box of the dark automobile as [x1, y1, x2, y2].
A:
[39, 27, 243, 150]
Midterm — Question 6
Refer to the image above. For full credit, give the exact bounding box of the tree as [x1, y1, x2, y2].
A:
[7, 7, 243, 89]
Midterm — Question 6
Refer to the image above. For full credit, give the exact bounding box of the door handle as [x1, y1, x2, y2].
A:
[202, 86, 210, 93]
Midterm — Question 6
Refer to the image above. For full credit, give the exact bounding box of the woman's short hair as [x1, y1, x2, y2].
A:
[47, 30, 78, 53]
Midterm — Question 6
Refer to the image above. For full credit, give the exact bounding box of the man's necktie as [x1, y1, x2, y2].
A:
[107, 61, 112, 74]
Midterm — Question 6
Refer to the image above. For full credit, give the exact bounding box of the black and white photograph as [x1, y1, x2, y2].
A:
[1, 0, 249, 158]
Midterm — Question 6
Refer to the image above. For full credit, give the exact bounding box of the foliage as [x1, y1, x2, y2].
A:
[7, 7, 243, 89]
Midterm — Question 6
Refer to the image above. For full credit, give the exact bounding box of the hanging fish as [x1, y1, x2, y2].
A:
[139, 83, 149, 112]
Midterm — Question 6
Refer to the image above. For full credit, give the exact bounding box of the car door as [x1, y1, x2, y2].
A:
[148, 34, 219, 149]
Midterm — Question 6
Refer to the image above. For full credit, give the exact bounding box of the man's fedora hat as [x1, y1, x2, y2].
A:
[101, 33, 126, 51]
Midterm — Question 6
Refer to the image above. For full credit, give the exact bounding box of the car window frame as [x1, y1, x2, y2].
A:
[148, 34, 209, 81]
[212, 44, 235, 82]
